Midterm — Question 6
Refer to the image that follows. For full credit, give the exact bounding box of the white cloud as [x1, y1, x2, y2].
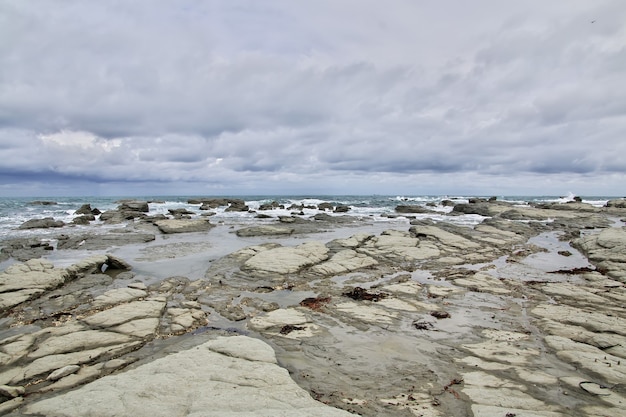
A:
[0, 0, 624, 196]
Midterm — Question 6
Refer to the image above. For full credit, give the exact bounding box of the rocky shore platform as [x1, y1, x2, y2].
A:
[1, 198, 625, 416]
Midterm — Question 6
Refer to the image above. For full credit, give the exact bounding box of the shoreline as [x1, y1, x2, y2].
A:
[1, 198, 625, 416]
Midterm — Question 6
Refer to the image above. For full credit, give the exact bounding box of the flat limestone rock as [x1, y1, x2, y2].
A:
[0, 255, 124, 311]
[27, 330, 134, 359]
[154, 219, 214, 234]
[248, 308, 308, 331]
[92, 287, 147, 308]
[235, 225, 294, 237]
[335, 301, 397, 325]
[358, 234, 440, 261]
[532, 304, 626, 336]
[242, 241, 329, 274]
[409, 225, 481, 249]
[23, 336, 356, 417]
[0, 259, 68, 310]
[453, 272, 510, 295]
[310, 249, 378, 275]
[82, 299, 166, 328]
[471, 404, 563, 417]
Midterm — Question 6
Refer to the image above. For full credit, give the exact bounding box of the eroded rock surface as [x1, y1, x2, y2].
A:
[23, 336, 355, 417]
[1, 201, 625, 416]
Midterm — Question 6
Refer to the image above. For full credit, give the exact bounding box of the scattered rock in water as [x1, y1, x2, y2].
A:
[29, 201, 57, 206]
[235, 225, 294, 237]
[18, 217, 65, 229]
[394, 205, 432, 214]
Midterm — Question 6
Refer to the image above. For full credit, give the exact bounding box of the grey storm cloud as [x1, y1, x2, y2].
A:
[0, 0, 624, 196]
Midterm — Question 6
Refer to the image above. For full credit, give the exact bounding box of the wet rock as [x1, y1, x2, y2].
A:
[117, 200, 149, 212]
[335, 301, 397, 326]
[168, 208, 195, 217]
[225, 200, 249, 212]
[606, 198, 626, 208]
[99, 210, 145, 224]
[18, 217, 65, 229]
[0, 238, 54, 262]
[74, 204, 94, 215]
[235, 225, 294, 237]
[395, 205, 431, 214]
[258, 201, 284, 210]
[312, 213, 359, 223]
[72, 215, 95, 225]
[29, 200, 57, 206]
[56, 233, 156, 250]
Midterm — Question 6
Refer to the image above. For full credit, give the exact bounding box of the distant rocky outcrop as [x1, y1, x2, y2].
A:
[117, 200, 149, 212]
[395, 205, 431, 214]
[29, 201, 57, 206]
[99, 200, 150, 224]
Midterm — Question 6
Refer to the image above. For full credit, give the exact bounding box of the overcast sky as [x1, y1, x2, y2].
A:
[0, 0, 624, 197]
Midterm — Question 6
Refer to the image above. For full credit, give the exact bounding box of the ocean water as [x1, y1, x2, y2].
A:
[0, 193, 613, 241]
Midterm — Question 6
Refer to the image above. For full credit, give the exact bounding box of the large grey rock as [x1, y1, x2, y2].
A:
[23, 336, 356, 417]
[18, 217, 65, 229]
[606, 198, 626, 208]
[573, 227, 626, 281]
[357, 231, 440, 262]
[117, 201, 149, 212]
[154, 219, 214, 234]
[236, 225, 294, 237]
[0, 259, 69, 310]
[394, 205, 431, 214]
[82, 299, 166, 329]
[242, 241, 329, 275]
[56, 233, 156, 250]
[74, 204, 94, 215]
[310, 249, 378, 275]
